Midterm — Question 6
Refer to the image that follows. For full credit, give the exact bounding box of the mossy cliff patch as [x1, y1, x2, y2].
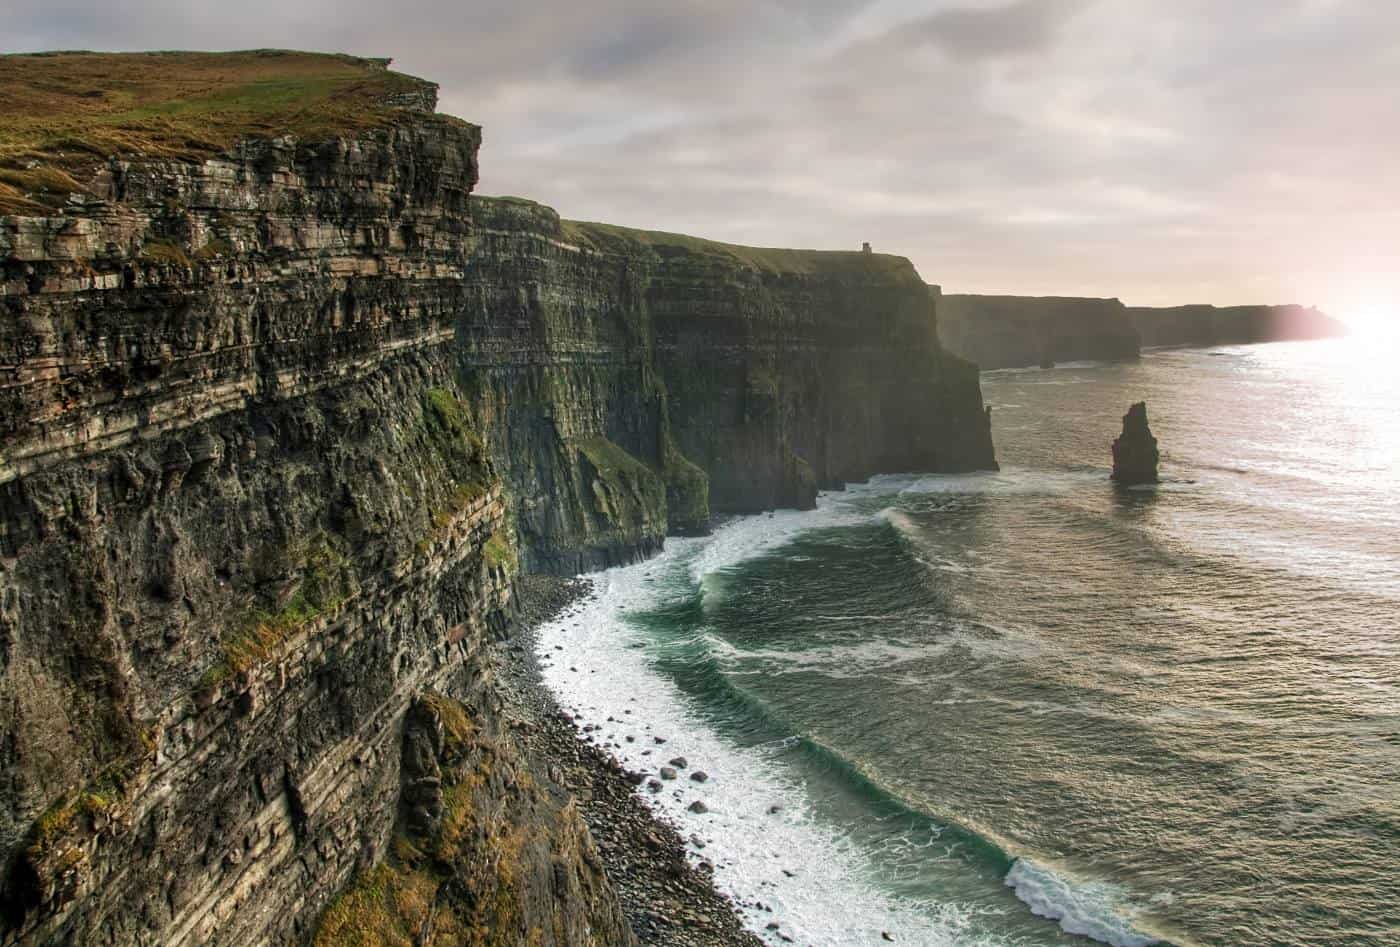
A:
[414, 387, 499, 547]
[575, 436, 667, 540]
[312, 693, 633, 947]
[662, 440, 710, 535]
[200, 531, 356, 689]
[482, 530, 517, 571]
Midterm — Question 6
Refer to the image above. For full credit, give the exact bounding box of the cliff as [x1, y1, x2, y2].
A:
[465, 199, 995, 575]
[935, 293, 1344, 369]
[936, 292, 1140, 369]
[1129, 304, 1347, 347]
[0, 50, 994, 945]
[0, 50, 633, 946]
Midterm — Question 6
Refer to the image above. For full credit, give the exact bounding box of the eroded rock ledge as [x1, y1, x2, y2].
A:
[0, 51, 995, 945]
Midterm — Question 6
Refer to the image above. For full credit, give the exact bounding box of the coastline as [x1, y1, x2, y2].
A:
[516, 485, 1186, 947]
[497, 575, 763, 947]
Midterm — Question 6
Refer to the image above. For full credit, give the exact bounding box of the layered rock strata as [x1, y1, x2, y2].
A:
[1, 50, 997, 946]
[0, 59, 625, 946]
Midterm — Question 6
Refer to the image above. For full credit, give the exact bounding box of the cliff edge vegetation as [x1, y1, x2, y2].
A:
[0, 49, 462, 214]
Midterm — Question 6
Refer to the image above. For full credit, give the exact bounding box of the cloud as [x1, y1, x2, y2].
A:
[896, 0, 1091, 61]
[3, 0, 1399, 312]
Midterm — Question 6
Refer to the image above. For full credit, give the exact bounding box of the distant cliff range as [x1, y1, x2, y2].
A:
[935, 292, 1139, 370]
[934, 289, 1346, 370]
[1128, 303, 1347, 348]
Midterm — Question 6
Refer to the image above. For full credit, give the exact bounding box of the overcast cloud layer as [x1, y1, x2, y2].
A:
[8, 0, 1398, 316]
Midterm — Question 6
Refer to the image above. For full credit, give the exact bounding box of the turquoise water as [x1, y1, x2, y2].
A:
[538, 338, 1400, 946]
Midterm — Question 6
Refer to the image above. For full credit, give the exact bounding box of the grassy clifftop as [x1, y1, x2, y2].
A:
[477, 196, 913, 278]
[0, 49, 468, 214]
[564, 217, 917, 278]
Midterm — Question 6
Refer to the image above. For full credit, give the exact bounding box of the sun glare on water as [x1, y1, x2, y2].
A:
[1339, 305, 1400, 348]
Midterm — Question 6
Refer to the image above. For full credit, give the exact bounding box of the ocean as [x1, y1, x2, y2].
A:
[537, 338, 1400, 946]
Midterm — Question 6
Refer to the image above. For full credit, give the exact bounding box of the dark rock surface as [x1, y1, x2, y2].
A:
[1111, 402, 1160, 485]
[936, 291, 1141, 370]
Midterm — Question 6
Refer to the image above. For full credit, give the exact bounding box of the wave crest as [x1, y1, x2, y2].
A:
[1005, 859, 1160, 947]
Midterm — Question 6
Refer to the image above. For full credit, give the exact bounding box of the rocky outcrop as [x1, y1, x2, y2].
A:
[0, 50, 997, 947]
[1111, 402, 1160, 485]
[313, 692, 635, 947]
[1129, 304, 1346, 347]
[936, 292, 1141, 370]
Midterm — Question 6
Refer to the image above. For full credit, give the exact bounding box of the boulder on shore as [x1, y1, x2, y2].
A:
[1112, 402, 1160, 484]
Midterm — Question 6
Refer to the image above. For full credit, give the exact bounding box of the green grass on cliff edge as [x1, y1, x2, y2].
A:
[566, 217, 916, 277]
[0, 49, 470, 215]
[475, 196, 915, 278]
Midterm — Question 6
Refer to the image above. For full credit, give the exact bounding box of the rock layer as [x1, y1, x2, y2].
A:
[0, 51, 996, 946]
[1111, 402, 1160, 485]
[0, 60, 619, 947]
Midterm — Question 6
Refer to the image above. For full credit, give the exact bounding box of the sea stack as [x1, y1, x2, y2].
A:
[1111, 402, 1160, 484]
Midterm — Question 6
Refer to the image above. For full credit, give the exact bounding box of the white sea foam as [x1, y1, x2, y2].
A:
[537, 504, 1012, 946]
[1005, 859, 1159, 947]
[689, 496, 870, 588]
[896, 467, 1104, 497]
[537, 479, 1170, 947]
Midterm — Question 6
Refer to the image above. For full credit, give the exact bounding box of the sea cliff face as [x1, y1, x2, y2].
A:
[0, 52, 994, 945]
[936, 292, 1141, 370]
[465, 199, 995, 572]
[1128, 304, 1347, 347]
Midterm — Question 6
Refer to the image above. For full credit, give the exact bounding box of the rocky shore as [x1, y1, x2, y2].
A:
[499, 577, 764, 947]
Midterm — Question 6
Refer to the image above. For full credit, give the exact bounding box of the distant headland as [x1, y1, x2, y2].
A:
[932, 290, 1346, 370]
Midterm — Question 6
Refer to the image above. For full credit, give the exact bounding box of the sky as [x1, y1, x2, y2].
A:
[7, 0, 1399, 323]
